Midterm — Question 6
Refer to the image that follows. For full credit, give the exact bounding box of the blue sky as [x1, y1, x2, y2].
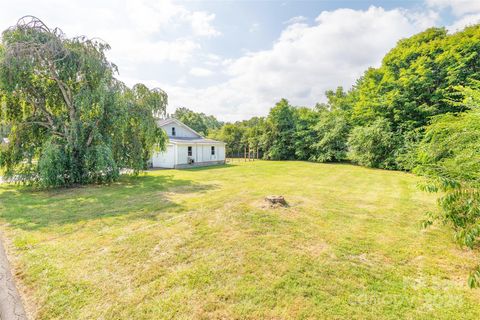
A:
[1, 0, 479, 120]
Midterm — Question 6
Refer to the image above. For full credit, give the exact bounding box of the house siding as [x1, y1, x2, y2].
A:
[150, 119, 226, 169]
[151, 145, 175, 168]
[175, 143, 225, 166]
[160, 122, 199, 138]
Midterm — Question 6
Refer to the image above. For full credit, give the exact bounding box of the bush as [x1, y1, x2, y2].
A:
[347, 118, 396, 168]
[394, 129, 423, 171]
[313, 111, 349, 162]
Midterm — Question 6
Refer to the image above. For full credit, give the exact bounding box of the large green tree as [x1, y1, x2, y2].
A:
[311, 87, 352, 162]
[294, 107, 318, 161]
[0, 16, 167, 186]
[264, 99, 297, 160]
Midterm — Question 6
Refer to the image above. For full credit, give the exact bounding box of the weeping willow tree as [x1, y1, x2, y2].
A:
[0, 16, 167, 187]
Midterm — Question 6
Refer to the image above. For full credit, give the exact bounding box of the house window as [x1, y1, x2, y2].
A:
[188, 146, 192, 156]
[211, 146, 215, 156]
[171, 127, 176, 136]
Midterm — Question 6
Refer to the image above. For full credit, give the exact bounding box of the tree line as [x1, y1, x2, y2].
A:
[210, 26, 480, 168]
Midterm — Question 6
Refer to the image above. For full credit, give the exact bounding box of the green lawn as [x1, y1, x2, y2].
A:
[1, 161, 479, 319]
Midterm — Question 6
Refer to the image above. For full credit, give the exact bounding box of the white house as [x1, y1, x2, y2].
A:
[150, 118, 226, 169]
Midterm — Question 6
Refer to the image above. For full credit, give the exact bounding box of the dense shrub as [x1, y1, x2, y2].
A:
[312, 111, 349, 162]
[347, 118, 396, 168]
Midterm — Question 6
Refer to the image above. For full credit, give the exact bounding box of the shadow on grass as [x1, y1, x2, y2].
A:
[0, 174, 216, 231]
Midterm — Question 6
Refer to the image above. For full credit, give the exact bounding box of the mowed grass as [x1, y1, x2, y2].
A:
[1, 161, 479, 319]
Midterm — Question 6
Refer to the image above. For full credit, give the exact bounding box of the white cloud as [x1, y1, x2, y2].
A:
[426, 0, 480, 32]
[158, 6, 439, 121]
[204, 53, 223, 66]
[284, 16, 308, 25]
[426, 0, 480, 16]
[407, 9, 440, 29]
[0, 0, 219, 79]
[189, 67, 213, 77]
[124, 0, 220, 36]
[107, 34, 200, 65]
[189, 11, 221, 37]
[448, 13, 480, 31]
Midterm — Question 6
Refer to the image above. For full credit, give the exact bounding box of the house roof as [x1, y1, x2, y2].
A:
[156, 117, 225, 144]
[156, 117, 205, 138]
[169, 137, 225, 144]
[156, 118, 176, 127]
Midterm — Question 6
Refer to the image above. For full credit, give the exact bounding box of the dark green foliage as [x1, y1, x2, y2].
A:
[294, 107, 318, 160]
[37, 138, 69, 187]
[347, 118, 396, 169]
[393, 129, 423, 171]
[312, 110, 349, 162]
[0, 17, 167, 187]
[264, 99, 297, 160]
[84, 143, 118, 184]
[211, 94, 352, 162]
[242, 117, 266, 156]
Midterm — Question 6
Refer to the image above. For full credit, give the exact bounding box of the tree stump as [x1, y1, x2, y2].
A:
[265, 195, 288, 207]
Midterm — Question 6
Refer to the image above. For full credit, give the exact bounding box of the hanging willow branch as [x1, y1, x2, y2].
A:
[0, 16, 168, 186]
